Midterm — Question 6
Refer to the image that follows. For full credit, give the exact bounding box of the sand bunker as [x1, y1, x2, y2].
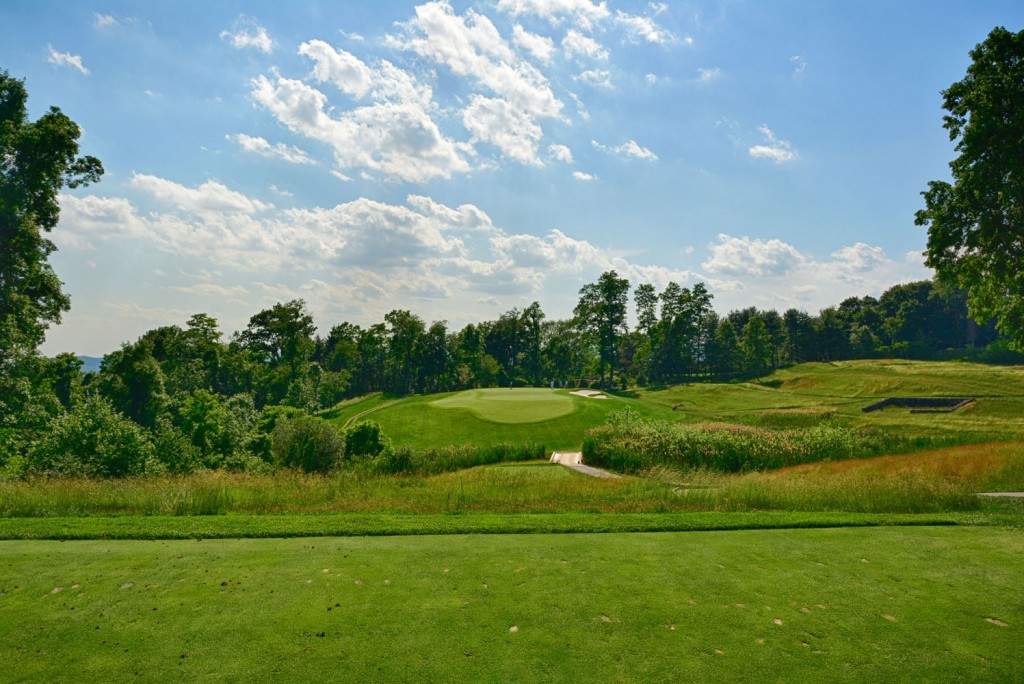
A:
[571, 389, 608, 399]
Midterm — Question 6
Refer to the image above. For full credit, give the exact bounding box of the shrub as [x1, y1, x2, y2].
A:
[345, 421, 390, 459]
[29, 395, 157, 477]
[152, 415, 202, 474]
[271, 414, 345, 473]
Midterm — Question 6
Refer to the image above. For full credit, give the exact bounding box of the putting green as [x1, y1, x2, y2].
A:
[431, 388, 576, 424]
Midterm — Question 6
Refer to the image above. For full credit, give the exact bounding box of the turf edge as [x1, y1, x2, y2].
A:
[0, 511, 980, 541]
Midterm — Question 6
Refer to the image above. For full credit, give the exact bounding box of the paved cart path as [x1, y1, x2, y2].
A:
[550, 451, 621, 479]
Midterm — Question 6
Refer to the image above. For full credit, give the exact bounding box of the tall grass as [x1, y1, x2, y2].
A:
[583, 410, 975, 473]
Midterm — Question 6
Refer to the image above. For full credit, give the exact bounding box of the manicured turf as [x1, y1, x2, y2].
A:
[432, 388, 577, 423]
[2, 526, 1021, 682]
[335, 389, 678, 451]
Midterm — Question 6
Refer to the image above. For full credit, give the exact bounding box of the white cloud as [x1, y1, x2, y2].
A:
[220, 17, 274, 54]
[702, 234, 805, 277]
[93, 13, 118, 28]
[230, 134, 316, 165]
[592, 138, 658, 161]
[513, 24, 555, 63]
[250, 74, 472, 183]
[697, 67, 721, 82]
[57, 178, 698, 327]
[463, 95, 544, 165]
[497, 0, 611, 31]
[831, 243, 888, 272]
[548, 144, 574, 163]
[386, 1, 563, 120]
[572, 171, 596, 181]
[645, 73, 658, 84]
[699, 234, 932, 313]
[791, 55, 807, 79]
[130, 173, 273, 215]
[47, 46, 89, 75]
[576, 69, 613, 89]
[299, 40, 374, 99]
[563, 29, 609, 61]
[748, 125, 797, 164]
[615, 10, 674, 44]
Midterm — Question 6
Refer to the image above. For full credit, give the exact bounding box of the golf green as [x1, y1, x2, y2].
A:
[431, 388, 577, 423]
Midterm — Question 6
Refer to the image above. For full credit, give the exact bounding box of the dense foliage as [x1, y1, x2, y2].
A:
[917, 27, 1024, 349]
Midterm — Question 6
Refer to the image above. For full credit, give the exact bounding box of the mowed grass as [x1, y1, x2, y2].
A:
[2, 526, 1021, 682]
[432, 387, 577, 423]
[337, 388, 678, 451]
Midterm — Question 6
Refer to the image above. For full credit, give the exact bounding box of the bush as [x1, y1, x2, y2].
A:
[152, 415, 201, 474]
[345, 421, 390, 459]
[271, 414, 345, 473]
[29, 395, 157, 477]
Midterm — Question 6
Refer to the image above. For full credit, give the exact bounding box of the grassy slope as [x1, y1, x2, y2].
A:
[641, 359, 1024, 438]
[3, 527, 1021, 682]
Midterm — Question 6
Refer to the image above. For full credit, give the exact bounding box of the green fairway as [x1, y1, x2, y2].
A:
[331, 388, 678, 451]
[432, 388, 577, 423]
[3, 526, 1021, 682]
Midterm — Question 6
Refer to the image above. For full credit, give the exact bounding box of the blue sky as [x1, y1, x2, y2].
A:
[3, 1, 1021, 356]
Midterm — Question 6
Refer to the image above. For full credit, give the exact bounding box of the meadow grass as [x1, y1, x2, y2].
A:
[3, 441, 1022, 522]
[2, 527, 1021, 682]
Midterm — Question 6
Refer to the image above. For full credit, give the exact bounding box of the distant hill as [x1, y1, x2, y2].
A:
[77, 356, 103, 373]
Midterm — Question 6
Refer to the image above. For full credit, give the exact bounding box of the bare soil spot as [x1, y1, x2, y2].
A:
[985, 617, 1009, 627]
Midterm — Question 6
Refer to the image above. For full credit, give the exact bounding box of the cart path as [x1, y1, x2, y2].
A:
[549, 452, 621, 479]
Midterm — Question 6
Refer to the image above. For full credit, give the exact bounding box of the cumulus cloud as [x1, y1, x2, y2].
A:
[699, 233, 932, 312]
[463, 95, 544, 165]
[497, 0, 611, 31]
[220, 17, 274, 53]
[513, 24, 555, 63]
[47, 46, 89, 75]
[230, 134, 315, 165]
[748, 125, 797, 164]
[791, 55, 807, 79]
[386, 1, 563, 119]
[702, 234, 805, 277]
[250, 73, 472, 183]
[56, 177, 697, 325]
[572, 171, 596, 181]
[563, 29, 609, 61]
[575, 69, 613, 89]
[592, 138, 658, 161]
[615, 9, 674, 44]
[548, 144, 574, 163]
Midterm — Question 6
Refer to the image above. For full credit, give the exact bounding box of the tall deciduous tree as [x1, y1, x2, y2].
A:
[575, 271, 630, 387]
[0, 71, 103, 366]
[915, 27, 1024, 348]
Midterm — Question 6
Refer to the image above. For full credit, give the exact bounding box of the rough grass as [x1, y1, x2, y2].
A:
[3, 441, 1022, 520]
[640, 360, 1024, 440]
[2, 527, 1022, 682]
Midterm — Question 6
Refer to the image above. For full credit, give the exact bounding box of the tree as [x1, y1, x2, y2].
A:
[1, 71, 104, 367]
[915, 27, 1024, 348]
[575, 271, 630, 386]
[741, 315, 773, 376]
